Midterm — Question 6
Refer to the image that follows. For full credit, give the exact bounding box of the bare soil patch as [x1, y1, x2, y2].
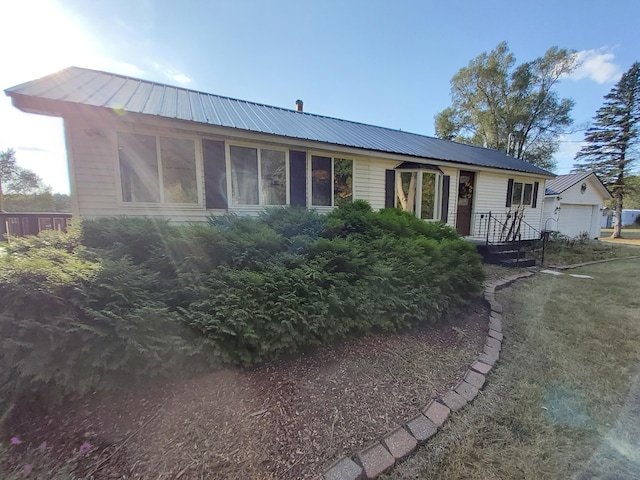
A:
[4, 298, 488, 479]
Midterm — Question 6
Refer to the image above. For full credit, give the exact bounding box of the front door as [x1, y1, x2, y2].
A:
[456, 171, 475, 236]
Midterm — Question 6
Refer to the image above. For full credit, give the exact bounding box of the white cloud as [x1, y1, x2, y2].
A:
[567, 48, 621, 84]
[553, 134, 586, 174]
[165, 70, 193, 85]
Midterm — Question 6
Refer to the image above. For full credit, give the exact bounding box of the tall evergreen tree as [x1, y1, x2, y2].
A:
[574, 62, 640, 238]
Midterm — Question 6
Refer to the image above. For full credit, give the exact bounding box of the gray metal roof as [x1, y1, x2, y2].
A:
[545, 172, 595, 195]
[5, 66, 553, 176]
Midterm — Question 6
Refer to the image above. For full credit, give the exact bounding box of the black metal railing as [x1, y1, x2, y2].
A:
[469, 211, 541, 244]
[469, 211, 553, 266]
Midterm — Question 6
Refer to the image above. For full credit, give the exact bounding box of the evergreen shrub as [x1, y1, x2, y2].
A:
[0, 203, 485, 404]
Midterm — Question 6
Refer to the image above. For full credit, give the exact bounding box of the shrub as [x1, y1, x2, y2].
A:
[0, 203, 485, 395]
[0, 232, 216, 411]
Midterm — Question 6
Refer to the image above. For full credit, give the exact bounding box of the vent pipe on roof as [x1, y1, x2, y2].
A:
[295, 99, 303, 112]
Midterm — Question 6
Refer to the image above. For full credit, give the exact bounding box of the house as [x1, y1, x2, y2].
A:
[542, 172, 612, 239]
[5, 67, 553, 241]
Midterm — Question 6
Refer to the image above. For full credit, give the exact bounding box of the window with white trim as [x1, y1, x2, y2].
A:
[117, 132, 198, 204]
[311, 155, 353, 206]
[395, 170, 440, 220]
[229, 145, 288, 205]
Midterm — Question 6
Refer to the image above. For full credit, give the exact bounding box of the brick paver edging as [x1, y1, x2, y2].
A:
[321, 271, 534, 479]
[548, 254, 640, 271]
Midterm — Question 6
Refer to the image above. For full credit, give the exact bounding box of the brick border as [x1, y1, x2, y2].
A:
[321, 271, 534, 479]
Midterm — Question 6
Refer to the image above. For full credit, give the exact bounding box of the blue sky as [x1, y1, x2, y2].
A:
[1, 0, 639, 193]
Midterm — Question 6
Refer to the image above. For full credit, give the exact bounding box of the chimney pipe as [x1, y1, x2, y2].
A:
[295, 99, 303, 112]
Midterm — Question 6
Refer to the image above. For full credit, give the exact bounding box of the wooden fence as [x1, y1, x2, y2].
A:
[1, 213, 72, 239]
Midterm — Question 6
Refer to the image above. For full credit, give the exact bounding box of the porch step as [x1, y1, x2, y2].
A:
[498, 257, 536, 268]
[476, 242, 536, 268]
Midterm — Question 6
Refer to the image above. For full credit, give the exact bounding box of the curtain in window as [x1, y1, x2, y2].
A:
[230, 146, 258, 205]
[118, 133, 160, 203]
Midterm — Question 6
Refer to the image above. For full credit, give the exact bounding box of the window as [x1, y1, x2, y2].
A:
[396, 170, 440, 220]
[511, 181, 534, 206]
[311, 155, 353, 206]
[229, 145, 287, 205]
[118, 132, 198, 204]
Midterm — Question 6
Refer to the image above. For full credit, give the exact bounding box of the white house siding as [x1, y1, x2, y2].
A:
[64, 113, 549, 231]
[472, 171, 544, 239]
[541, 196, 559, 232]
[352, 157, 399, 210]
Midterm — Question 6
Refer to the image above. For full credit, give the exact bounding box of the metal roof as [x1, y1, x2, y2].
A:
[545, 172, 612, 198]
[545, 172, 594, 195]
[5, 66, 553, 176]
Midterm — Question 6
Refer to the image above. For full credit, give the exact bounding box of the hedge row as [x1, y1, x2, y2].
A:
[0, 202, 484, 405]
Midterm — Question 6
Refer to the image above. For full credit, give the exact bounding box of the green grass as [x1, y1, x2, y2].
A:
[540, 236, 639, 267]
[385, 258, 640, 479]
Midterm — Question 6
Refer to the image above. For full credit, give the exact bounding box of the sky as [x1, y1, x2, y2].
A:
[1, 0, 639, 193]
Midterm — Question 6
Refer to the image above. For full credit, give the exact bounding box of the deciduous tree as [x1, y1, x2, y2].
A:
[0, 148, 50, 211]
[435, 42, 577, 170]
[574, 62, 640, 238]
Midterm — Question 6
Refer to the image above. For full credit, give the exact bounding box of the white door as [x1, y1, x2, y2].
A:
[558, 204, 594, 238]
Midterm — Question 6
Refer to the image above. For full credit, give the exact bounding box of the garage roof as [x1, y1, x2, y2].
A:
[545, 172, 612, 198]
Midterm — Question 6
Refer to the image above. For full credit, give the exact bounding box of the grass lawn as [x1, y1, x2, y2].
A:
[600, 228, 640, 246]
[385, 257, 640, 479]
[540, 236, 640, 267]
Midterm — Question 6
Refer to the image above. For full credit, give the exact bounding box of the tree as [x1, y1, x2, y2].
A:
[623, 175, 640, 209]
[435, 42, 577, 170]
[0, 148, 50, 211]
[574, 62, 640, 238]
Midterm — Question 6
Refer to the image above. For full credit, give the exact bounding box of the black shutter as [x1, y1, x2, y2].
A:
[289, 150, 307, 207]
[384, 169, 395, 208]
[441, 175, 450, 222]
[506, 178, 514, 207]
[203, 139, 228, 209]
[531, 181, 539, 208]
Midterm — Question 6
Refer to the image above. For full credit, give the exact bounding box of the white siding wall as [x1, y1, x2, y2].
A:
[541, 196, 560, 233]
[472, 171, 545, 237]
[65, 114, 549, 230]
[353, 157, 399, 210]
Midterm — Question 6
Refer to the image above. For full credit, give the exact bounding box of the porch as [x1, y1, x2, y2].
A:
[465, 211, 544, 268]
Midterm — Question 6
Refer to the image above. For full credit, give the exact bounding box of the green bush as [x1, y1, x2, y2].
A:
[0, 231, 216, 410]
[0, 202, 485, 399]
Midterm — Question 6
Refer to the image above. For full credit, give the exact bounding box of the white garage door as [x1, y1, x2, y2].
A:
[558, 204, 595, 238]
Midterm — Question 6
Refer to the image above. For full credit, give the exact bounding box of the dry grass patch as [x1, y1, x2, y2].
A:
[385, 258, 640, 480]
[600, 228, 640, 246]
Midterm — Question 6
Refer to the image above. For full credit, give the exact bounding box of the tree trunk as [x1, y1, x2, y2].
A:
[612, 190, 623, 239]
[612, 162, 625, 239]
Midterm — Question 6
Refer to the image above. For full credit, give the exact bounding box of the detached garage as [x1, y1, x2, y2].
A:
[542, 172, 612, 239]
